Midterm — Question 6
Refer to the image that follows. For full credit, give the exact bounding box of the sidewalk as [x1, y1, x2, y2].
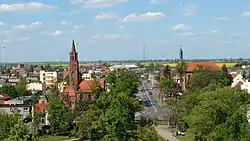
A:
[156, 125, 179, 141]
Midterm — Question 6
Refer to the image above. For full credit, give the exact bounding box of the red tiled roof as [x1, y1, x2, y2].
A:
[69, 89, 76, 97]
[33, 67, 41, 71]
[35, 103, 48, 113]
[63, 71, 70, 76]
[63, 79, 105, 94]
[78, 79, 105, 93]
[19, 68, 27, 73]
[231, 73, 237, 79]
[64, 86, 71, 93]
[186, 62, 219, 72]
[0, 93, 11, 99]
[101, 68, 110, 74]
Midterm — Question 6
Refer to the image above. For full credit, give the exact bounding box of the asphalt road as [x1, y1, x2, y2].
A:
[135, 77, 166, 119]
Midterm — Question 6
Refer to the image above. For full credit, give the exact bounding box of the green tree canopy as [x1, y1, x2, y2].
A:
[180, 87, 250, 141]
[0, 113, 19, 140]
[74, 70, 161, 141]
[0, 85, 18, 98]
[47, 95, 73, 135]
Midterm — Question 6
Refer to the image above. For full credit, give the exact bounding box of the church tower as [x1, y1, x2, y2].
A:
[69, 40, 79, 92]
[179, 47, 183, 62]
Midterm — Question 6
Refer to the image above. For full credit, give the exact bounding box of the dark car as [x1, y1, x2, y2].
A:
[149, 92, 152, 95]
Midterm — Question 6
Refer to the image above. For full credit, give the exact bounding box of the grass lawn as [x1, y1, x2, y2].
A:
[41, 136, 73, 141]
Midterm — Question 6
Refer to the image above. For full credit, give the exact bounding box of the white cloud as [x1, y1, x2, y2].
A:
[149, 0, 166, 4]
[69, 24, 85, 33]
[12, 21, 42, 30]
[178, 32, 196, 36]
[180, 4, 197, 16]
[0, 21, 3, 25]
[52, 30, 63, 36]
[213, 16, 231, 21]
[241, 11, 250, 17]
[70, 0, 128, 9]
[92, 34, 133, 40]
[0, 2, 56, 13]
[120, 12, 165, 22]
[119, 26, 125, 29]
[95, 13, 118, 20]
[173, 24, 186, 30]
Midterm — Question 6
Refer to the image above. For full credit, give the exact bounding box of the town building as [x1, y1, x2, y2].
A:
[62, 40, 105, 109]
[40, 70, 58, 87]
[26, 82, 45, 93]
[0, 96, 32, 120]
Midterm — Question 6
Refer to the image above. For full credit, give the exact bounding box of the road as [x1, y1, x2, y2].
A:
[135, 74, 179, 141]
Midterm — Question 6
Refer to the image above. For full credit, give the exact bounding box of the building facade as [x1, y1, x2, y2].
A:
[40, 70, 58, 86]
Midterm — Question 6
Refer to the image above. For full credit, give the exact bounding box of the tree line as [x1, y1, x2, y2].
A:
[159, 63, 250, 141]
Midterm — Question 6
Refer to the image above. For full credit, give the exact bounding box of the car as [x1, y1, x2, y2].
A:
[150, 87, 153, 90]
[149, 92, 152, 95]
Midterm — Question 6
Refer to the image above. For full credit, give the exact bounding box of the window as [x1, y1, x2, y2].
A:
[24, 107, 29, 111]
[41, 118, 45, 124]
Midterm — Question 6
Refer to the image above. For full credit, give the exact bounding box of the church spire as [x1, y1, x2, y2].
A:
[71, 40, 76, 52]
[179, 45, 183, 62]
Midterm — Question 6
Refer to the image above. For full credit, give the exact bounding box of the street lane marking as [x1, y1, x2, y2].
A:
[142, 82, 157, 112]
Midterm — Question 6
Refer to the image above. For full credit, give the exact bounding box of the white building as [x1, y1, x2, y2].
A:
[26, 82, 43, 92]
[40, 70, 58, 86]
[109, 64, 138, 71]
[231, 74, 250, 93]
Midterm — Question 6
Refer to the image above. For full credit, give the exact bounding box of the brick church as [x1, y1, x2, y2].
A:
[61, 40, 105, 109]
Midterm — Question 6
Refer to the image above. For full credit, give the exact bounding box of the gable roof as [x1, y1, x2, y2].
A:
[63, 79, 105, 94]
[0, 93, 11, 100]
[78, 79, 105, 93]
[186, 62, 219, 72]
[35, 103, 48, 113]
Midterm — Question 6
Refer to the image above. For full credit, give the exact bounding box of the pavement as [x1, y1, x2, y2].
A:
[135, 75, 179, 141]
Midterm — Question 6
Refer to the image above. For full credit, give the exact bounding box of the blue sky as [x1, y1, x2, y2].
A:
[0, 0, 250, 62]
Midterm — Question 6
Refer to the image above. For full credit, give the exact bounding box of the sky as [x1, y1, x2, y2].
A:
[0, 0, 250, 62]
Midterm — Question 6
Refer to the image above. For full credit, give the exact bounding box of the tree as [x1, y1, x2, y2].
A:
[74, 70, 159, 141]
[188, 67, 232, 92]
[0, 113, 19, 140]
[182, 88, 250, 141]
[176, 62, 187, 78]
[135, 125, 160, 141]
[16, 78, 31, 96]
[29, 65, 35, 72]
[4, 121, 40, 141]
[0, 85, 18, 98]
[47, 95, 73, 135]
[64, 75, 69, 86]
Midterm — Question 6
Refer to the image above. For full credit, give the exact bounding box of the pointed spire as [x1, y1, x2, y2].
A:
[71, 40, 76, 52]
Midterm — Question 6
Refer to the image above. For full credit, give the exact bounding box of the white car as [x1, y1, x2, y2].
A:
[150, 87, 153, 90]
